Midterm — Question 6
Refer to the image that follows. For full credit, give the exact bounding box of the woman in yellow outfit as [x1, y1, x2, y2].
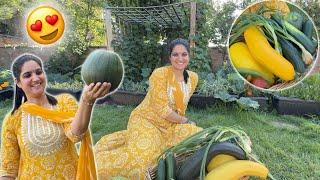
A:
[95, 38, 202, 179]
[0, 53, 110, 179]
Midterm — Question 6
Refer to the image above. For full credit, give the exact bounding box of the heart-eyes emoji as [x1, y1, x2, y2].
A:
[26, 6, 64, 44]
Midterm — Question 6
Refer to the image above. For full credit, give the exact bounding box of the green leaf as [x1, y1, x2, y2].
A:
[214, 92, 237, 103]
[236, 97, 260, 110]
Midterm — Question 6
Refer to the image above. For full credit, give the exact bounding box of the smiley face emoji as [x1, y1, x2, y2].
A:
[26, 6, 64, 44]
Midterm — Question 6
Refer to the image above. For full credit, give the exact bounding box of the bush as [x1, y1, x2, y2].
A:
[196, 63, 245, 96]
[279, 73, 320, 101]
[0, 68, 13, 90]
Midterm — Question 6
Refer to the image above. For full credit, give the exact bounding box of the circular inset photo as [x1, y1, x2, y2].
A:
[228, 0, 319, 91]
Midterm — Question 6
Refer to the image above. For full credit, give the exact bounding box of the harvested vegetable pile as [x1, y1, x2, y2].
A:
[228, 1, 318, 90]
[149, 126, 274, 180]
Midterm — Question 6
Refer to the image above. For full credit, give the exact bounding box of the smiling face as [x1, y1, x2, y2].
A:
[17, 60, 47, 99]
[26, 6, 64, 44]
[170, 44, 190, 71]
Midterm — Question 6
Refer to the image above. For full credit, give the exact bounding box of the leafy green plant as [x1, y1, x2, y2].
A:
[279, 73, 320, 101]
[196, 66, 259, 109]
[0, 68, 13, 86]
[120, 78, 148, 93]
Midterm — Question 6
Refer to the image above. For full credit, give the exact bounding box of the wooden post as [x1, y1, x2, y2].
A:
[189, 2, 196, 57]
[104, 9, 113, 50]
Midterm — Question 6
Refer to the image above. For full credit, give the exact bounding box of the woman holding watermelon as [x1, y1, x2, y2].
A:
[95, 38, 202, 179]
[0, 53, 110, 179]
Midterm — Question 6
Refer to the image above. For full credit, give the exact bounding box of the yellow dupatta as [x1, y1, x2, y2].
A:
[168, 66, 186, 116]
[20, 103, 97, 180]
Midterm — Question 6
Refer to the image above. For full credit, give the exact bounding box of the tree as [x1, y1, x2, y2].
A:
[0, 0, 26, 20]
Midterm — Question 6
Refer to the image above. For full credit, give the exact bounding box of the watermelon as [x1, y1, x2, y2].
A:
[81, 49, 124, 92]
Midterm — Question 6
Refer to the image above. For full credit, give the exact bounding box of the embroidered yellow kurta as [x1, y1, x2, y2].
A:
[0, 94, 82, 179]
[95, 66, 202, 179]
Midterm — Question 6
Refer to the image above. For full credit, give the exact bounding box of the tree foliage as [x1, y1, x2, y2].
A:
[109, 0, 212, 82]
[0, 0, 25, 20]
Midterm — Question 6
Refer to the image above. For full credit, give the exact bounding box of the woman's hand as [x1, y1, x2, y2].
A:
[70, 82, 111, 136]
[82, 82, 111, 105]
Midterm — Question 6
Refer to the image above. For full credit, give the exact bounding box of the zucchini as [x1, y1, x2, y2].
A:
[177, 142, 246, 180]
[284, 20, 317, 54]
[244, 26, 295, 81]
[207, 154, 237, 172]
[302, 19, 314, 39]
[229, 42, 275, 84]
[272, 14, 317, 54]
[285, 11, 304, 30]
[205, 160, 269, 180]
[157, 158, 166, 180]
[165, 152, 176, 180]
[278, 36, 306, 73]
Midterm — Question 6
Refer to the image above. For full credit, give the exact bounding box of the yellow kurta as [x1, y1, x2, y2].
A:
[0, 94, 82, 179]
[95, 66, 202, 179]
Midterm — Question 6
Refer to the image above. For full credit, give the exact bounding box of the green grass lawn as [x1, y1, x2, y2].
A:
[1, 101, 319, 179]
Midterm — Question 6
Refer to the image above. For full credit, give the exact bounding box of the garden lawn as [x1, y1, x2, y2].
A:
[1, 102, 319, 179]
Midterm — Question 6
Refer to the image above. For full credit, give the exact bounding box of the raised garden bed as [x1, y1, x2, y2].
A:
[108, 91, 271, 110]
[0, 87, 13, 101]
[190, 94, 224, 108]
[109, 90, 145, 106]
[1, 89, 318, 116]
[249, 96, 271, 111]
[109, 91, 222, 108]
[272, 96, 320, 116]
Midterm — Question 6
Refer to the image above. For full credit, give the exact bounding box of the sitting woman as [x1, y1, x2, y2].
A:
[0, 53, 110, 179]
[95, 38, 202, 179]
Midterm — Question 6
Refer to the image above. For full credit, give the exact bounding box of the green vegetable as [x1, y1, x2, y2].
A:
[177, 142, 246, 180]
[278, 17, 317, 54]
[157, 126, 272, 180]
[270, 13, 314, 65]
[302, 19, 314, 39]
[285, 11, 304, 30]
[81, 49, 124, 92]
[230, 8, 282, 54]
[165, 151, 176, 180]
[278, 36, 306, 73]
[156, 158, 166, 180]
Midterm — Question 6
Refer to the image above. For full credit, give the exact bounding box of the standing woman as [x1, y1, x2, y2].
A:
[0, 54, 110, 179]
[95, 38, 202, 179]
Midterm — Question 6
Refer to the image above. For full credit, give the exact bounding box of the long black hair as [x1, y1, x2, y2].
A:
[11, 53, 57, 114]
[168, 38, 190, 83]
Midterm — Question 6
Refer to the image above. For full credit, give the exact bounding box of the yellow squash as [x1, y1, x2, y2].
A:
[207, 154, 236, 172]
[244, 26, 295, 81]
[229, 42, 275, 84]
[1, 82, 9, 88]
[205, 160, 269, 180]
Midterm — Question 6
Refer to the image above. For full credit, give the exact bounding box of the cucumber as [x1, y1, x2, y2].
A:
[165, 152, 176, 180]
[285, 11, 304, 30]
[302, 19, 314, 39]
[271, 14, 317, 54]
[278, 36, 306, 73]
[284, 20, 317, 54]
[156, 158, 166, 180]
[177, 142, 246, 180]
